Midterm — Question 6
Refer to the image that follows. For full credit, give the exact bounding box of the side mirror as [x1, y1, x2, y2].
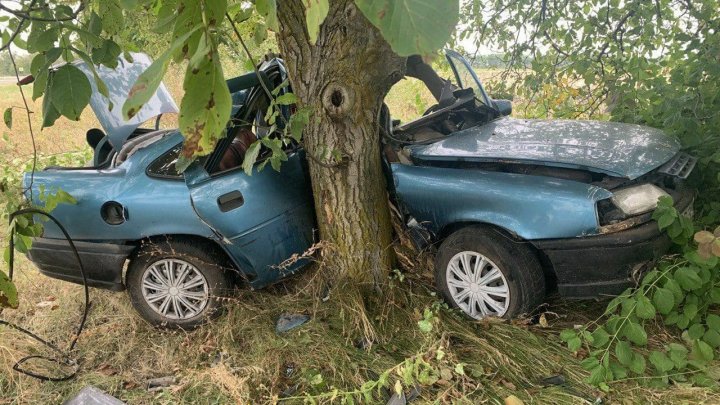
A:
[493, 99, 512, 116]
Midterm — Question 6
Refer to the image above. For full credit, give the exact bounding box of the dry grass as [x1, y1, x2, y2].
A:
[3, 255, 719, 404]
[1, 70, 720, 404]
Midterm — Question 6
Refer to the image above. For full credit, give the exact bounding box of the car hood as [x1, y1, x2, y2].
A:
[410, 117, 680, 179]
[75, 53, 179, 150]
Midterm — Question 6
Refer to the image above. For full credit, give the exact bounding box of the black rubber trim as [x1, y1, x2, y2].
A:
[27, 238, 135, 291]
[532, 220, 672, 298]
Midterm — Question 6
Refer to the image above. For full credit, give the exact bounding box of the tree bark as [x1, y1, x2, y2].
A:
[276, 0, 405, 289]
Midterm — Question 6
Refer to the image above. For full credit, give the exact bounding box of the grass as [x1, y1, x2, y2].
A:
[1, 70, 720, 404]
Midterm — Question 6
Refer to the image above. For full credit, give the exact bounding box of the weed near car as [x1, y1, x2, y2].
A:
[2, 250, 720, 403]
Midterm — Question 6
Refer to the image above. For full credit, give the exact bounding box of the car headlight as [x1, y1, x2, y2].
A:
[611, 184, 669, 216]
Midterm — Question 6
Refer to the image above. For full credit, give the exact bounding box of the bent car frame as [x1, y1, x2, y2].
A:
[23, 51, 696, 328]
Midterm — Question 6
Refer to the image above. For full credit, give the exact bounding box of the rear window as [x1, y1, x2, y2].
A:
[147, 143, 183, 179]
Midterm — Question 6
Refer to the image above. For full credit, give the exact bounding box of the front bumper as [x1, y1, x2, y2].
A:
[27, 238, 135, 291]
[532, 193, 693, 299]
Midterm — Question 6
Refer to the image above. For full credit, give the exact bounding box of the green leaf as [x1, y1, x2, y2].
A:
[71, 48, 110, 98]
[586, 365, 606, 385]
[242, 141, 262, 176]
[302, 0, 329, 45]
[657, 213, 675, 230]
[88, 11, 103, 36]
[691, 340, 714, 363]
[0, 269, 18, 309]
[48, 64, 92, 122]
[684, 303, 699, 320]
[664, 278, 684, 302]
[677, 313, 691, 329]
[287, 108, 310, 142]
[418, 319, 432, 333]
[711, 288, 720, 304]
[653, 288, 675, 315]
[624, 322, 648, 346]
[615, 340, 633, 366]
[690, 373, 716, 387]
[92, 39, 122, 67]
[355, 0, 460, 56]
[703, 330, 720, 348]
[648, 351, 674, 373]
[172, 1, 202, 62]
[179, 45, 232, 158]
[667, 343, 688, 369]
[98, 0, 124, 35]
[567, 336, 582, 352]
[707, 314, 720, 332]
[256, 0, 279, 31]
[635, 296, 656, 319]
[591, 327, 610, 348]
[122, 25, 201, 120]
[3, 107, 11, 129]
[275, 93, 299, 106]
[560, 329, 577, 342]
[688, 323, 705, 340]
[628, 353, 646, 374]
[27, 26, 57, 53]
[154, 1, 178, 33]
[675, 267, 702, 291]
[253, 22, 267, 46]
[609, 363, 627, 380]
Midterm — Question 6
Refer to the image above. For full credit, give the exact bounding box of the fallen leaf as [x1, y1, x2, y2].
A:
[505, 395, 524, 405]
[97, 363, 117, 376]
[501, 380, 517, 390]
[538, 313, 549, 328]
[36, 300, 59, 310]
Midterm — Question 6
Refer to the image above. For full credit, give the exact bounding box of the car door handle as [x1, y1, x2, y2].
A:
[217, 190, 244, 212]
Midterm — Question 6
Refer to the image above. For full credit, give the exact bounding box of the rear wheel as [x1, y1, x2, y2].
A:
[435, 226, 545, 319]
[126, 240, 232, 329]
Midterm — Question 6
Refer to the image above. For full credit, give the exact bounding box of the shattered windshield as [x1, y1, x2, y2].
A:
[445, 50, 492, 106]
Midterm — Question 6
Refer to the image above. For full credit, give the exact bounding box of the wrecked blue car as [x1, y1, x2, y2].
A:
[24, 51, 695, 328]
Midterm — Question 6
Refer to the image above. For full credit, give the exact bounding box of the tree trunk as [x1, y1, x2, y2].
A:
[276, 0, 405, 289]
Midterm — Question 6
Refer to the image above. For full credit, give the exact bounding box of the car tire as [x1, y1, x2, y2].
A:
[126, 239, 232, 329]
[435, 225, 545, 319]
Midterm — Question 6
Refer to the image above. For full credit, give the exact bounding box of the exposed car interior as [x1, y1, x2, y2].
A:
[145, 61, 293, 179]
[382, 54, 504, 165]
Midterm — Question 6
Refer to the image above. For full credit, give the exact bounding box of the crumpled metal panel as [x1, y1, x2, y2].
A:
[410, 117, 680, 180]
[392, 163, 613, 240]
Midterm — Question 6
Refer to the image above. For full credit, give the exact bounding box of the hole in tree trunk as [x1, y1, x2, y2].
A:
[322, 83, 354, 118]
[331, 90, 344, 107]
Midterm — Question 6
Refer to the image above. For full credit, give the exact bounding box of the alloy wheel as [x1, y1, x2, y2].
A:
[141, 258, 210, 320]
[445, 250, 510, 319]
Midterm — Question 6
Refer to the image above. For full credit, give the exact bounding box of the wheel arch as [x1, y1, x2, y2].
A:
[125, 234, 247, 285]
[436, 221, 558, 292]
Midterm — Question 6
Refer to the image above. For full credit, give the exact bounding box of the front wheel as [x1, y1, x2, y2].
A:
[126, 240, 232, 329]
[435, 226, 545, 319]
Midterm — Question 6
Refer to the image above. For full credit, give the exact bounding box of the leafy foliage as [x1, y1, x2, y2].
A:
[354, 0, 459, 56]
[460, 0, 720, 216]
[2, 0, 460, 167]
[0, 151, 86, 309]
[456, 0, 720, 389]
[560, 199, 720, 388]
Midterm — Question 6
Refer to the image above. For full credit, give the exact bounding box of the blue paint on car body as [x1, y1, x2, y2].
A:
[392, 163, 612, 240]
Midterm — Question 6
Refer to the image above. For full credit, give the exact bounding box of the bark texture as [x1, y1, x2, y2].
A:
[276, 0, 405, 287]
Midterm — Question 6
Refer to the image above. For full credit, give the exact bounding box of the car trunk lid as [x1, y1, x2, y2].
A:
[74, 53, 179, 150]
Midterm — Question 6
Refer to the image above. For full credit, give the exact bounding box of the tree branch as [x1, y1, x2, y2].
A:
[0, 0, 37, 52]
[0, 0, 85, 22]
